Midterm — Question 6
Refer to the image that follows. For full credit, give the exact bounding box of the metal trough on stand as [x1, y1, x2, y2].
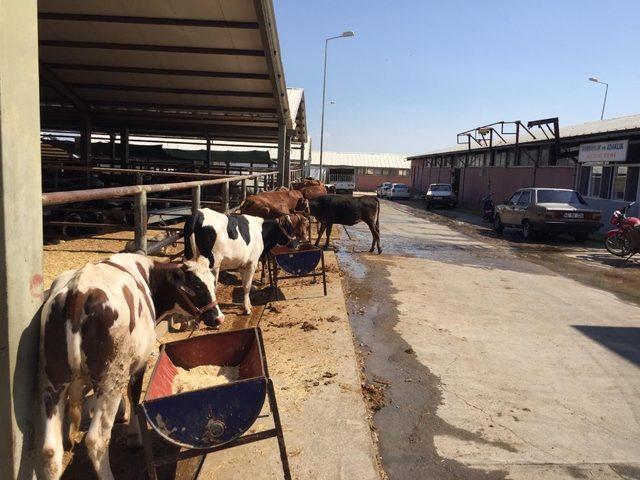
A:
[137, 328, 291, 479]
[268, 243, 328, 299]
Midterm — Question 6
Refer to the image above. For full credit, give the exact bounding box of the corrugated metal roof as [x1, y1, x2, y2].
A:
[310, 151, 409, 169]
[408, 113, 640, 159]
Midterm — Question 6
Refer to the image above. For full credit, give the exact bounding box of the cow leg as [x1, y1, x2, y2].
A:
[323, 223, 334, 250]
[315, 222, 326, 247]
[212, 266, 225, 320]
[67, 378, 85, 446]
[364, 220, 381, 253]
[42, 385, 69, 480]
[241, 262, 257, 315]
[85, 389, 121, 480]
[126, 368, 145, 448]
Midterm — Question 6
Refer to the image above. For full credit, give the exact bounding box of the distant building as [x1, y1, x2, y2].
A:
[310, 151, 410, 191]
[408, 114, 640, 231]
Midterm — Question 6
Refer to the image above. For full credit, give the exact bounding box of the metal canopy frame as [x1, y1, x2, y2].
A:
[38, 0, 306, 144]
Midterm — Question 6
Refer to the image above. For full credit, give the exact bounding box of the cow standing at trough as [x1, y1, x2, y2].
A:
[309, 194, 382, 254]
[184, 209, 299, 316]
[240, 189, 309, 218]
[40, 252, 220, 480]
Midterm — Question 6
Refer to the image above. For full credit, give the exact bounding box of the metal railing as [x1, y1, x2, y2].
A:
[42, 168, 302, 254]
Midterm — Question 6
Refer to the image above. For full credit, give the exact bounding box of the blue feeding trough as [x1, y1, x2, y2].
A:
[136, 328, 291, 480]
[268, 244, 327, 298]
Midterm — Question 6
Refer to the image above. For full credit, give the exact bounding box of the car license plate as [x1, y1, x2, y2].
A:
[563, 212, 584, 219]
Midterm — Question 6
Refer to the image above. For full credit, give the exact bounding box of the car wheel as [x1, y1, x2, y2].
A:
[522, 220, 535, 241]
[493, 214, 504, 233]
[573, 232, 588, 243]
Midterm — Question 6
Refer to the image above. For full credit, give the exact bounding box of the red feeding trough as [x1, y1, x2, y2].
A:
[268, 243, 327, 299]
[136, 328, 291, 479]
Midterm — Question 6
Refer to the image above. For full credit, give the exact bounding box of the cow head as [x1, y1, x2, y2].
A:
[294, 197, 310, 215]
[169, 239, 223, 326]
[288, 213, 310, 243]
[277, 215, 301, 249]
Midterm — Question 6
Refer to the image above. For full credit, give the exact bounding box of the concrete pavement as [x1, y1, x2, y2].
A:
[338, 199, 640, 480]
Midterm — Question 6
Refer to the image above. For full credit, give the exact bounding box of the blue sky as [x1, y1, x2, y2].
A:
[274, 0, 640, 155]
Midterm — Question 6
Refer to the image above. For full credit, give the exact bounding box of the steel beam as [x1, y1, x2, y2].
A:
[39, 65, 87, 112]
[40, 40, 265, 57]
[42, 63, 270, 80]
[68, 83, 273, 98]
[88, 100, 277, 114]
[38, 12, 259, 29]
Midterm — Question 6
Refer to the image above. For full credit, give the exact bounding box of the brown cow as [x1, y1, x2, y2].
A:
[240, 190, 308, 219]
[291, 178, 324, 190]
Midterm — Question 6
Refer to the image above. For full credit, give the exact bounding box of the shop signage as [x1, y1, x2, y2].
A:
[578, 139, 628, 163]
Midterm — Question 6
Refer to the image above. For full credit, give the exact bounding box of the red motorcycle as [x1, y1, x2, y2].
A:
[604, 202, 640, 257]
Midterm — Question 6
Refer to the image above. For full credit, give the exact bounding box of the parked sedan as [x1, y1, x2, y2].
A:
[425, 183, 457, 208]
[376, 182, 392, 198]
[493, 188, 602, 241]
[387, 183, 411, 200]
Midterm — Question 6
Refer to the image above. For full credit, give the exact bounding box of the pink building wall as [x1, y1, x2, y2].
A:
[412, 162, 578, 208]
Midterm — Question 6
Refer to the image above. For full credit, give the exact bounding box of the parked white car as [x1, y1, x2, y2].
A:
[425, 183, 457, 208]
[388, 183, 411, 200]
[376, 182, 392, 198]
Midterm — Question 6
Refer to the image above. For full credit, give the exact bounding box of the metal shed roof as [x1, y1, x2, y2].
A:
[38, 0, 306, 143]
[408, 113, 640, 160]
[310, 151, 409, 169]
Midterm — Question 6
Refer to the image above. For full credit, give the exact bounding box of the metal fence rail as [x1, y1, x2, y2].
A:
[42, 168, 302, 253]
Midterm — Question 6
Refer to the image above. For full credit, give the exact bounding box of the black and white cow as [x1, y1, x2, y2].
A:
[184, 209, 298, 317]
[40, 252, 219, 480]
[309, 194, 382, 254]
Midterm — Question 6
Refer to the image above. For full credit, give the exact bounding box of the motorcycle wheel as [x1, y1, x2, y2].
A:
[604, 232, 631, 257]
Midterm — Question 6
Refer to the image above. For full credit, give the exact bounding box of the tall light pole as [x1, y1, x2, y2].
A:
[588, 76, 609, 120]
[319, 30, 354, 181]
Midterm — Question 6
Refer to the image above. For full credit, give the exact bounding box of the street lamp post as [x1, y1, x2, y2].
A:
[319, 30, 354, 181]
[588, 76, 609, 120]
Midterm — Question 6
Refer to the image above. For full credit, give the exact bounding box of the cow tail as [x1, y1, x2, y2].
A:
[376, 198, 381, 231]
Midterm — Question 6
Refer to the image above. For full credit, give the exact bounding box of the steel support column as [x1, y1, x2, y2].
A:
[120, 127, 130, 169]
[283, 133, 292, 187]
[276, 123, 286, 187]
[0, 1, 42, 477]
[205, 135, 212, 173]
[80, 116, 92, 187]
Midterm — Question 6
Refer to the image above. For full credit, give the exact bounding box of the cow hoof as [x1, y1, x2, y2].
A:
[244, 308, 252, 316]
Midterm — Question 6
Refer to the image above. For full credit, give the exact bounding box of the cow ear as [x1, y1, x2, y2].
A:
[167, 267, 186, 288]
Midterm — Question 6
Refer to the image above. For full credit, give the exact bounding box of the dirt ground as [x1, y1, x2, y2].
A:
[46, 227, 381, 480]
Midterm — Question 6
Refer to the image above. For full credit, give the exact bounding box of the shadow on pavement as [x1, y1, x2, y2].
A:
[573, 325, 640, 367]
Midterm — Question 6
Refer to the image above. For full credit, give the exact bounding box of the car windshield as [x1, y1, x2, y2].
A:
[537, 189, 586, 205]
[394, 184, 407, 189]
[430, 184, 451, 191]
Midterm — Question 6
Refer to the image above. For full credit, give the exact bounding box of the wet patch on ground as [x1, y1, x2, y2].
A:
[337, 243, 511, 480]
[393, 200, 640, 307]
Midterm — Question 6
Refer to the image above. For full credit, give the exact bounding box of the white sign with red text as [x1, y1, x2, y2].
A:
[578, 139, 628, 163]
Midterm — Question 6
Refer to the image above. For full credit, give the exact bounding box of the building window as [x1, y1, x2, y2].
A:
[588, 166, 602, 197]
[519, 148, 538, 166]
[612, 166, 627, 200]
[539, 147, 550, 166]
[365, 168, 374, 175]
[494, 151, 506, 167]
[625, 167, 639, 201]
[398, 169, 408, 176]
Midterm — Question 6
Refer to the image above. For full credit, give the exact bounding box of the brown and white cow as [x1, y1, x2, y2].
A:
[40, 252, 220, 480]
